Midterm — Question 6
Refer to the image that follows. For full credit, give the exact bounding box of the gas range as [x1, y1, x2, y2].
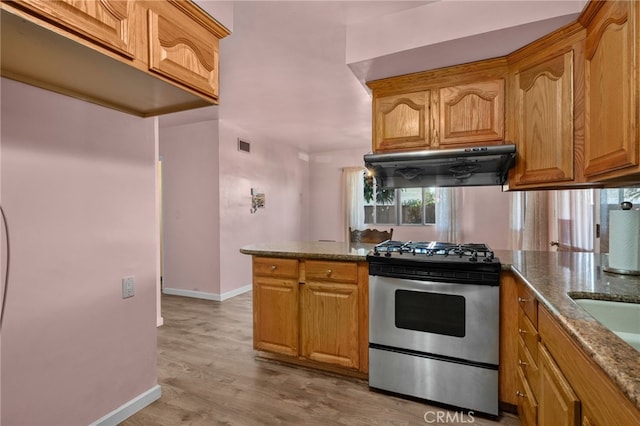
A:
[367, 241, 501, 285]
[368, 239, 501, 415]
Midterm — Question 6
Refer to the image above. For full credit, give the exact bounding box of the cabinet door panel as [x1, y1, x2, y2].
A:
[300, 282, 359, 368]
[253, 277, 299, 356]
[538, 343, 580, 426]
[439, 80, 504, 146]
[373, 91, 431, 152]
[512, 51, 574, 186]
[584, 1, 637, 178]
[516, 367, 538, 426]
[16, 0, 135, 58]
[518, 336, 540, 397]
[499, 272, 519, 406]
[148, 3, 219, 98]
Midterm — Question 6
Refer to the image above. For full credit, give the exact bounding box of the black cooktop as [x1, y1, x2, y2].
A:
[371, 241, 496, 261]
[367, 241, 501, 285]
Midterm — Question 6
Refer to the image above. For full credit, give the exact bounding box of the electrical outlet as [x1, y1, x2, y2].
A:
[122, 276, 135, 299]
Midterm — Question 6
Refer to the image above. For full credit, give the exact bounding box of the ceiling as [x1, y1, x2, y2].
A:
[159, 1, 586, 154]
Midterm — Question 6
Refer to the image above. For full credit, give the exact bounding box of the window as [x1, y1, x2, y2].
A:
[363, 172, 436, 225]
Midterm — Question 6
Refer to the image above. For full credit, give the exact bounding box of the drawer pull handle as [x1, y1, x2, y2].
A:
[270, 265, 277, 271]
[327, 269, 332, 276]
[518, 297, 529, 303]
[518, 328, 528, 335]
[518, 359, 528, 367]
[516, 391, 526, 398]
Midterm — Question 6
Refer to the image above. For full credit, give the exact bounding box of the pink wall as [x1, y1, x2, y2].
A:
[309, 148, 370, 242]
[159, 120, 221, 296]
[308, 147, 510, 248]
[1, 79, 158, 425]
[157, 119, 310, 298]
[460, 186, 511, 249]
[218, 120, 310, 295]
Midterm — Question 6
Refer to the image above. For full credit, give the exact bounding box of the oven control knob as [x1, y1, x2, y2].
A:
[373, 248, 380, 256]
[385, 251, 392, 257]
[469, 253, 478, 262]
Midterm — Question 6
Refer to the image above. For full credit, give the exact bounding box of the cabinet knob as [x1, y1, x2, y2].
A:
[326, 269, 332, 276]
[270, 265, 277, 271]
[518, 297, 529, 303]
[516, 390, 526, 398]
[518, 328, 528, 335]
[518, 359, 528, 367]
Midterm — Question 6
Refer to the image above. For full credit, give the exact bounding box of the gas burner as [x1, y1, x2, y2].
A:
[372, 241, 496, 263]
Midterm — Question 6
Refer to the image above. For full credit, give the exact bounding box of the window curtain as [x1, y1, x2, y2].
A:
[435, 187, 462, 242]
[554, 189, 595, 251]
[509, 190, 594, 251]
[509, 191, 550, 250]
[343, 167, 366, 242]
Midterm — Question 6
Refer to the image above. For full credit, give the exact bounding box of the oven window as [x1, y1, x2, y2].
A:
[395, 290, 465, 337]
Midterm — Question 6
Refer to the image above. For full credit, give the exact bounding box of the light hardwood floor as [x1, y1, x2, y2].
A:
[121, 293, 520, 426]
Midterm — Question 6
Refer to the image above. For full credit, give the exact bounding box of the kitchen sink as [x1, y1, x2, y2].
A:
[572, 298, 640, 351]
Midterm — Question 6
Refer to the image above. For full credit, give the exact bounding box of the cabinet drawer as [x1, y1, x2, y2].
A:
[517, 281, 538, 326]
[517, 367, 538, 426]
[305, 260, 358, 283]
[253, 257, 298, 279]
[518, 335, 539, 397]
[518, 308, 539, 359]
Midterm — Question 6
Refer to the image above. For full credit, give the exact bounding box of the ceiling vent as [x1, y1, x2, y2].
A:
[238, 138, 251, 153]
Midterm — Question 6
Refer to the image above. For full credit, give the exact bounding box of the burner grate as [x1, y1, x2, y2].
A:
[372, 241, 494, 260]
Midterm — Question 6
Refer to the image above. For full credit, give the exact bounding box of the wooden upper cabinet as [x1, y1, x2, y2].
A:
[509, 48, 576, 188]
[148, 1, 220, 99]
[13, 0, 136, 59]
[438, 79, 505, 147]
[368, 59, 507, 153]
[373, 91, 432, 152]
[582, 0, 639, 180]
[1, 0, 230, 116]
[505, 20, 593, 190]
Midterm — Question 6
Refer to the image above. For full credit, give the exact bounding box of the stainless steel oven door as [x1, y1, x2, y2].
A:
[369, 275, 499, 365]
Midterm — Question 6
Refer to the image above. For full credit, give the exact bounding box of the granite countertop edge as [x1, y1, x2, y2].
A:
[239, 241, 375, 262]
[239, 248, 368, 262]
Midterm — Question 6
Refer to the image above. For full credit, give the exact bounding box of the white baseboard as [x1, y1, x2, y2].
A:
[91, 384, 161, 426]
[162, 284, 251, 301]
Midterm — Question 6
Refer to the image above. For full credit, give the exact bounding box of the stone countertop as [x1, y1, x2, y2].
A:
[498, 250, 640, 409]
[241, 243, 640, 409]
[239, 241, 376, 262]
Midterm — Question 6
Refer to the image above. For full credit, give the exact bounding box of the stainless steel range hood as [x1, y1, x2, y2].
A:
[364, 144, 516, 188]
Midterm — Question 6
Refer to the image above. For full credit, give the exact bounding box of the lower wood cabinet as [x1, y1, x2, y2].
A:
[300, 281, 359, 368]
[506, 275, 640, 425]
[516, 366, 538, 426]
[252, 257, 299, 356]
[251, 256, 368, 375]
[537, 343, 580, 426]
